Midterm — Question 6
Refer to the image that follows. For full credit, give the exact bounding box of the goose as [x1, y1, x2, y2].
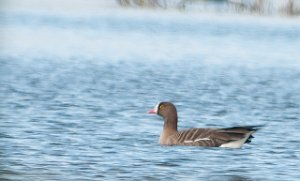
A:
[148, 102, 261, 148]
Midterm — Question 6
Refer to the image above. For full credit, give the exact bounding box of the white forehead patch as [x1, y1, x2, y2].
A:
[154, 103, 159, 113]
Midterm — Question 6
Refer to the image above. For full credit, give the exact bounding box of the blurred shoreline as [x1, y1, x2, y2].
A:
[1, 0, 300, 17]
[117, 0, 300, 16]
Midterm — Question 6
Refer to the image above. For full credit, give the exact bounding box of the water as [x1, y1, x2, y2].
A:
[1, 1, 300, 180]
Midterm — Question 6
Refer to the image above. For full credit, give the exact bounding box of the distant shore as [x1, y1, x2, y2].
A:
[1, 0, 299, 17]
[117, 0, 300, 16]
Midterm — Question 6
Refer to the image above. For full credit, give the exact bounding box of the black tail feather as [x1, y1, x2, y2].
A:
[221, 125, 264, 144]
[245, 135, 254, 143]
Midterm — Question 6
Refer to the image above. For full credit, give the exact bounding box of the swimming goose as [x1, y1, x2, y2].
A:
[148, 102, 261, 148]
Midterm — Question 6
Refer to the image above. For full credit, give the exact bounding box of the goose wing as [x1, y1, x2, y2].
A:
[168, 126, 261, 147]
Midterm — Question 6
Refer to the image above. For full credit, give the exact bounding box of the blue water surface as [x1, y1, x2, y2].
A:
[1, 4, 300, 181]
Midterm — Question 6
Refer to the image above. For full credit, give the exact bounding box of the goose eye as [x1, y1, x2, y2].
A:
[159, 105, 165, 110]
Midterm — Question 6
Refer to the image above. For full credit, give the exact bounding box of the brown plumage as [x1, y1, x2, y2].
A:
[148, 102, 261, 148]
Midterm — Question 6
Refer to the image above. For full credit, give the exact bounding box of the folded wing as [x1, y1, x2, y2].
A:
[168, 125, 262, 148]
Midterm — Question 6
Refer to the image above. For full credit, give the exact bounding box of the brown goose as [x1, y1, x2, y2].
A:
[148, 102, 261, 148]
